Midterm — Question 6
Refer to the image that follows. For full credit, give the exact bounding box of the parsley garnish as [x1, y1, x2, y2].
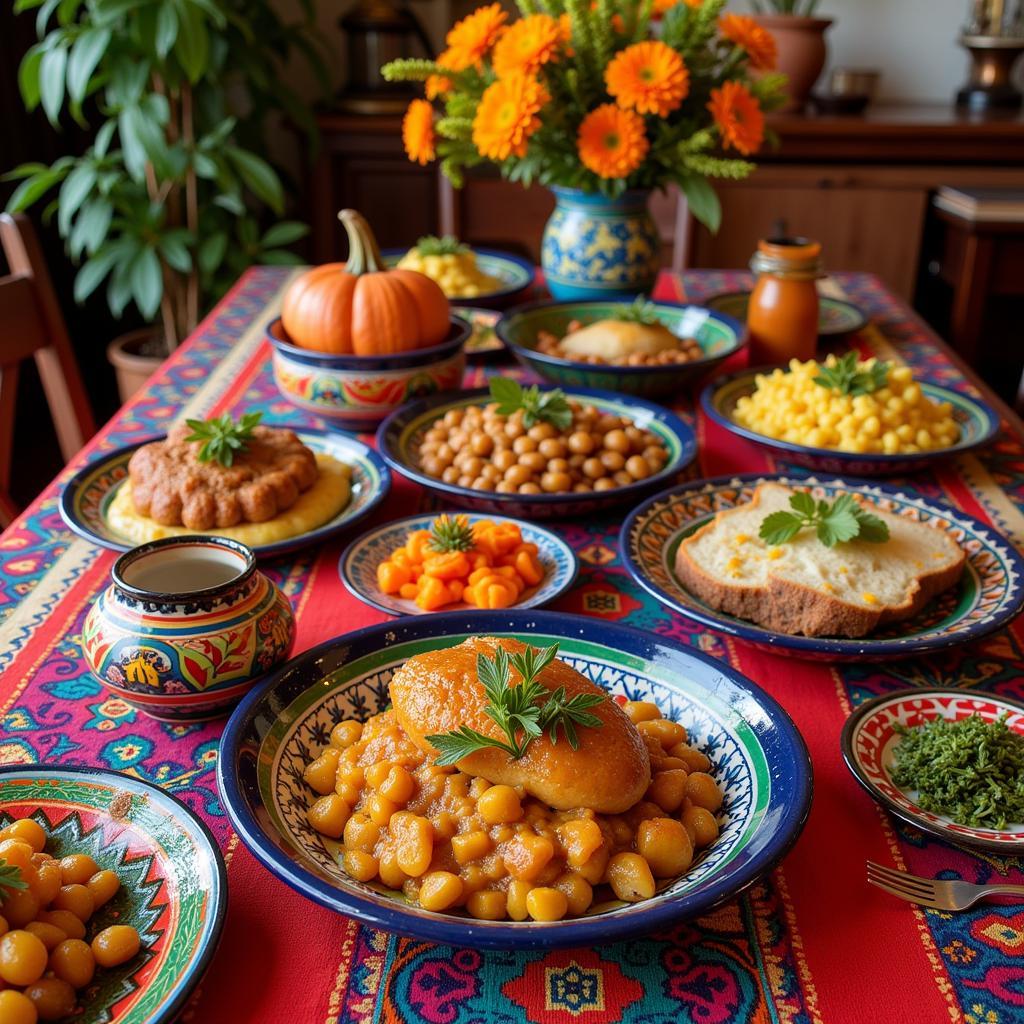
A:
[489, 379, 572, 432]
[184, 411, 262, 467]
[614, 298, 661, 326]
[0, 859, 27, 904]
[759, 492, 890, 548]
[813, 353, 891, 397]
[415, 235, 468, 256]
[428, 514, 475, 553]
[425, 642, 606, 766]
[892, 713, 1024, 830]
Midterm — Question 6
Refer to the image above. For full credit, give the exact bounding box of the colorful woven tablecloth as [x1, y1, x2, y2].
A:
[2, 268, 1023, 1024]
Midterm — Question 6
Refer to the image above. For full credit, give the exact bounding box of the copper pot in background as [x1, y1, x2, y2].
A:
[751, 14, 834, 112]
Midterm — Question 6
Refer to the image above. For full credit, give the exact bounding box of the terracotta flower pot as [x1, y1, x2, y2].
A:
[751, 14, 833, 112]
[106, 328, 167, 404]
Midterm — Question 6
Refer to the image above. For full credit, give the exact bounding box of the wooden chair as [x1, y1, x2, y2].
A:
[0, 213, 96, 527]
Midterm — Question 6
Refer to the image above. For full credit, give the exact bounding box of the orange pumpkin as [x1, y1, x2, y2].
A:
[281, 209, 451, 356]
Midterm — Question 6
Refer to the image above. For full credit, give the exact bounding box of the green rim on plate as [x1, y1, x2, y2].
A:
[706, 291, 868, 337]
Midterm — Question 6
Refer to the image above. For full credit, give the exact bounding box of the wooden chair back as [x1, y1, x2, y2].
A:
[0, 212, 96, 525]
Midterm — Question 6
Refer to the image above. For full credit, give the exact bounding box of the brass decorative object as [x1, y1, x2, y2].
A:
[957, 0, 1024, 109]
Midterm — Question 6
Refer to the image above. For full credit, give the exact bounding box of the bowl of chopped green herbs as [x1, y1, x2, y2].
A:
[841, 688, 1024, 853]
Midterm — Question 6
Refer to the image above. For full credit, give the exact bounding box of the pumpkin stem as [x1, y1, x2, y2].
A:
[338, 209, 387, 276]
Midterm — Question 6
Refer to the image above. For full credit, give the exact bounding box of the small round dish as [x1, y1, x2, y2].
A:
[496, 299, 746, 398]
[0, 763, 226, 1024]
[267, 316, 470, 432]
[375, 386, 697, 519]
[702, 367, 999, 476]
[339, 512, 578, 616]
[217, 610, 812, 949]
[841, 688, 1024, 854]
[620, 473, 1024, 661]
[60, 428, 390, 558]
[452, 305, 503, 360]
[384, 248, 535, 309]
[705, 291, 868, 338]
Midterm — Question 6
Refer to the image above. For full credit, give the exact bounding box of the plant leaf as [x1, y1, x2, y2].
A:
[129, 247, 163, 320]
[680, 174, 721, 234]
[174, 1, 209, 83]
[758, 510, 803, 546]
[39, 44, 67, 126]
[67, 27, 111, 105]
[261, 221, 309, 248]
[226, 146, 283, 214]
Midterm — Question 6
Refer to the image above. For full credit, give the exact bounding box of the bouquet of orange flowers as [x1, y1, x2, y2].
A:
[383, 0, 785, 231]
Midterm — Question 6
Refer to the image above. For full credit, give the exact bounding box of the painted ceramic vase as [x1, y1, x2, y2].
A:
[82, 536, 295, 722]
[541, 187, 661, 301]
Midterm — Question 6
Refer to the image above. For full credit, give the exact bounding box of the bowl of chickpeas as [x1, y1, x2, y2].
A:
[496, 300, 746, 398]
[375, 386, 697, 519]
[703, 360, 999, 476]
[0, 763, 226, 1024]
[217, 610, 813, 949]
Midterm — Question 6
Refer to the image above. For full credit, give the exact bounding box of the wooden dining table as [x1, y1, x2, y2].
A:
[2, 266, 1022, 1024]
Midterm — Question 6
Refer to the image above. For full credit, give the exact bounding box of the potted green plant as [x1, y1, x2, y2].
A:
[749, 0, 832, 111]
[5, 0, 328, 400]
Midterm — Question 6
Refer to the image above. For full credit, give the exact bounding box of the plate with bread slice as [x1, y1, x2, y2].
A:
[621, 474, 1024, 660]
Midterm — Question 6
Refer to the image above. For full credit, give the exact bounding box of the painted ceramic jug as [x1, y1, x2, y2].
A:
[82, 536, 295, 722]
[541, 186, 661, 301]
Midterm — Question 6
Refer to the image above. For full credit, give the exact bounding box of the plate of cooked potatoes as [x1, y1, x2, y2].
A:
[387, 238, 534, 308]
[0, 764, 225, 1024]
[217, 610, 812, 948]
[702, 356, 998, 475]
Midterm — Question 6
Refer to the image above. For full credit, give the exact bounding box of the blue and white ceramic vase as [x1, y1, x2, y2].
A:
[541, 186, 661, 301]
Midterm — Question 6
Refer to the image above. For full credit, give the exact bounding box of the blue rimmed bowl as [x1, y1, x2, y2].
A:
[375, 386, 697, 519]
[60, 428, 390, 558]
[339, 513, 579, 616]
[497, 300, 746, 398]
[217, 610, 813, 949]
[384, 248, 535, 309]
[702, 367, 999, 476]
[0, 764, 226, 1024]
[267, 316, 470, 432]
[620, 473, 1024, 662]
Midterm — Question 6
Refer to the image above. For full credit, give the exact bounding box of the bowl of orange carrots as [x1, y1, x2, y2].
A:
[339, 512, 578, 616]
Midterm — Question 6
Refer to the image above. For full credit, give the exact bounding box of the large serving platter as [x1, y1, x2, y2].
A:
[339, 512, 578, 615]
[60, 428, 390, 558]
[0, 764, 226, 1024]
[841, 688, 1024, 854]
[376, 386, 697, 519]
[620, 473, 1024, 661]
[702, 368, 999, 476]
[217, 611, 813, 950]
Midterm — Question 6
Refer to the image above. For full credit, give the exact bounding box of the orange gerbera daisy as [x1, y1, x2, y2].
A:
[425, 74, 451, 100]
[472, 72, 550, 161]
[708, 80, 764, 156]
[444, 3, 507, 71]
[605, 41, 689, 117]
[402, 99, 435, 165]
[577, 104, 649, 179]
[718, 13, 777, 71]
[492, 14, 563, 77]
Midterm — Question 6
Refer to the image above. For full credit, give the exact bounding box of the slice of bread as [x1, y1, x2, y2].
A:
[674, 483, 966, 638]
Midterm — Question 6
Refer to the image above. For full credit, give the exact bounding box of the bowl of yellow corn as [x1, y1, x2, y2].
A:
[387, 237, 534, 309]
[702, 355, 998, 475]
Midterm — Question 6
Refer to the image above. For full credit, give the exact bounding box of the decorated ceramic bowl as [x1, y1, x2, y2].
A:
[83, 536, 295, 721]
[385, 249, 535, 309]
[0, 764, 226, 1023]
[620, 473, 1024, 661]
[496, 300, 746, 398]
[339, 513, 579, 616]
[60, 428, 390, 558]
[375, 386, 697, 519]
[217, 610, 812, 949]
[267, 316, 470, 432]
[706, 291, 868, 339]
[841, 688, 1024, 854]
[702, 368, 999, 476]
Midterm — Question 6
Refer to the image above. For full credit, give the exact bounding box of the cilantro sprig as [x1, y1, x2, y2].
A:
[489, 378, 572, 432]
[428, 514, 475, 553]
[184, 411, 262, 467]
[0, 859, 27, 904]
[759, 492, 890, 548]
[813, 353, 891, 397]
[425, 643, 606, 766]
[614, 298, 661, 326]
[414, 235, 468, 256]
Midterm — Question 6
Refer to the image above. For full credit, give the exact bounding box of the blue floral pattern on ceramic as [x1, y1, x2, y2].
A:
[217, 611, 812, 950]
[542, 187, 660, 301]
[338, 513, 579, 616]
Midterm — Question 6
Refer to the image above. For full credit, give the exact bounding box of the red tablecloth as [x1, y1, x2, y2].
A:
[2, 268, 1023, 1024]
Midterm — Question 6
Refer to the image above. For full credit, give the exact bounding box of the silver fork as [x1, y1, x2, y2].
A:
[867, 860, 1024, 911]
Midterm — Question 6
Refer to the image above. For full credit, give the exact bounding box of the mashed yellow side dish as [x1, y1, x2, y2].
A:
[107, 452, 352, 545]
